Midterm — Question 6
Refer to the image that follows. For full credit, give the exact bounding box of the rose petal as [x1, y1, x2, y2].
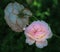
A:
[9, 14, 17, 24]
[36, 40, 48, 48]
[23, 9, 32, 16]
[13, 2, 24, 15]
[4, 3, 13, 16]
[26, 38, 35, 45]
[47, 27, 53, 39]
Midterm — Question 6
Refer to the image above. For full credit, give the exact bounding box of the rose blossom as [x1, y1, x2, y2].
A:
[24, 20, 53, 48]
[4, 2, 32, 32]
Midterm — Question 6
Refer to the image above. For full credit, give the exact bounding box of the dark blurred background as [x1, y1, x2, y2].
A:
[0, 0, 60, 52]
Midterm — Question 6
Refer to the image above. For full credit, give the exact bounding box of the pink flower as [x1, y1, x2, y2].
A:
[24, 20, 53, 48]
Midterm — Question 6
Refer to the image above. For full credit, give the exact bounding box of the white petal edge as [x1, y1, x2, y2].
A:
[26, 38, 35, 45]
[46, 26, 53, 39]
[36, 40, 48, 48]
[4, 3, 13, 15]
[13, 2, 24, 12]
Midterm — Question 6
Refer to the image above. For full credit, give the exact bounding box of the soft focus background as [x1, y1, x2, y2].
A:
[0, 0, 60, 52]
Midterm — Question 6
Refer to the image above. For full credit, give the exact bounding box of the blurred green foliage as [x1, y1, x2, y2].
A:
[0, 0, 60, 52]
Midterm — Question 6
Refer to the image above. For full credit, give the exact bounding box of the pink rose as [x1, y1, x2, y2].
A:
[24, 20, 53, 48]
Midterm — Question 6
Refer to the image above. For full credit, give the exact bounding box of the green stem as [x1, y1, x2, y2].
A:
[54, 34, 60, 39]
[32, 15, 38, 20]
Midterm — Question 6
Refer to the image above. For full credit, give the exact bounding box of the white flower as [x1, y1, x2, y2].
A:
[4, 2, 32, 32]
